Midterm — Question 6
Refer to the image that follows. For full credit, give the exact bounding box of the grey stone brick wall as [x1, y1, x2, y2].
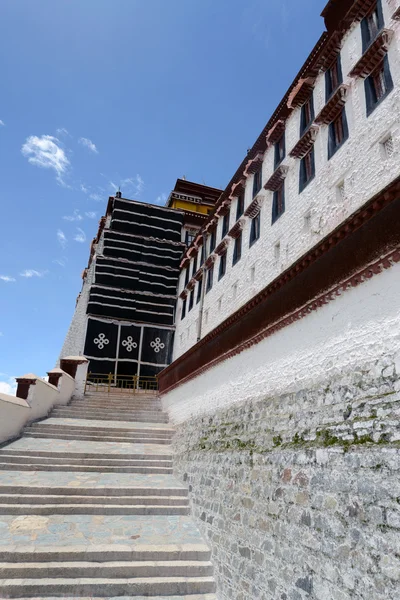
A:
[173, 357, 400, 599]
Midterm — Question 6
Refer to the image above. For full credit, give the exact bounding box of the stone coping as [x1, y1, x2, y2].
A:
[0, 393, 29, 408]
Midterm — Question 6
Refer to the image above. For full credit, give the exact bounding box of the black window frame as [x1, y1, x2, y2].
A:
[200, 244, 205, 265]
[188, 289, 194, 312]
[252, 168, 262, 198]
[196, 278, 203, 304]
[209, 228, 216, 253]
[218, 252, 227, 280]
[232, 232, 242, 266]
[361, 0, 384, 52]
[184, 267, 190, 287]
[365, 56, 393, 116]
[300, 94, 315, 136]
[272, 183, 285, 225]
[181, 298, 187, 320]
[192, 253, 198, 277]
[274, 134, 286, 169]
[328, 108, 349, 158]
[325, 54, 343, 101]
[222, 210, 230, 238]
[299, 147, 316, 192]
[206, 265, 214, 293]
[236, 194, 244, 220]
[249, 212, 261, 247]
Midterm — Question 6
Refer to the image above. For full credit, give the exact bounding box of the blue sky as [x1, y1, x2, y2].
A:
[0, 0, 326, 394]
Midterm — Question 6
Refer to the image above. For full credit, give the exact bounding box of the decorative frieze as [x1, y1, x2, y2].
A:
[290, 125, 319, 159]
[264, 165, 289, 192]
[349, 29, 394, 79]
[194, 268, 203, 282]
[244, 195, 264, 218]
[187, 277, 196, 291]
[316, 31, 342, 71]
[244, 152, 264, 176]
[315, 84, 349, 124]
[287, 76, 316, 109]
[179, 290, 188, 300]
[215, 239, 230, 256]
[228, 218, 246, 239]
[180, 257, 190, 269]
[205, 254, 217, 269]
[266, 119, 285, 145]
[230, 179, 246, 198]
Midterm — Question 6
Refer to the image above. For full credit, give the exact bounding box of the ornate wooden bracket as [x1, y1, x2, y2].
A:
[244, 152, 264, 176]
[266, 119, 286, 145]
[316, 31, 342, 71]
[315, 84, 349, 125]
[287, 77, 316, 109]
[228, 218, 246, 239]
[194, 268, 203, 282]
[205, 254, 217, 269]
[349, 29, 394, 79]
[230, 179, 246, 198]
[264, 165, 289, 192]
[215, 239, 230, 256]
[187, 278, 196, 291]
[290, 125, 319, 159]
[244, 195, 264, 218]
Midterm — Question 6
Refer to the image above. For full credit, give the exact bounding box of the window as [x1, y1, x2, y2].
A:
[184, 268, 190, 287]
[274, 134, 285, 168]
[252, 168, 262, 198]
[272, 184, 285, 224]
[325, 55, 343, 101]
[232, 232, 242, 266]
[181, 298, 187, 320]
[236, 195, 244, 220]
[188, 289, 194, 312]
[192, 253, 198, 277]
[365, 57, 393, 115]
[185, 230, 195, 246]
[300, 95, 314, 136]
[218, 253, 227, 280]
[382, 135, 394, 159]
[196, 278, 203, 304]
[200, 244, 205, 265]
[249, 213, 261, 247]
[328, 108, 349, 158]
[361, 1, 384, 52]
[299, 148, 315, 191]
[206, 265, 214, 293]
[222, 210, 230, 238]
[209, 229, 216, 253]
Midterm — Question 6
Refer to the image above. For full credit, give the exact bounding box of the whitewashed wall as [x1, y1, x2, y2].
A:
[163, 256, 400, 424]
[173, 2, 400, 359]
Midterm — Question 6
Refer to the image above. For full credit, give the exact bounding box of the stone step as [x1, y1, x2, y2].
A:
[23, 432, 173, 444]
[0, 453, 173, 467]
[0, 560, 213, 579]
[0, 462, 173, 474]
[0, 576, 216, 597]
[28, 423, 174, 436]
[54, 406, 167, 417]
[0, 449, 173, 461]
[0, 503, 190, 515]
[0, 544, 209, 562]
[50, 411, 169, 423]
[16, 595, 217, 600]
[0, 486, 188, 497]
[0, 494, 189, 506]
[71, 400, 162, 408]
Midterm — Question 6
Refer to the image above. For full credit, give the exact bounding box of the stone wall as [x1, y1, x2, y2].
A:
[172, 358, 400, 600]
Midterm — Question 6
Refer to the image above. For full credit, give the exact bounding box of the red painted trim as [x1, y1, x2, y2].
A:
[349, 29, 394, 79]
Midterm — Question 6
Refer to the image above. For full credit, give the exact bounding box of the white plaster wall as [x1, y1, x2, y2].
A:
[174, 4, 400, 359]
[0, 394, 30, 443]
[56, 371, 75, 405]
[73, 361, 89, 400]
[27, 378, 59, 423]
[163, 260, 400, 424]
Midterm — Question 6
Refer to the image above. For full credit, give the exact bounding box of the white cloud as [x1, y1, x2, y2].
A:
[109, 175, 144, 198]
[56, 127, 69, 136]
[155, 193, 167, 205]
[85, 211, 97, 219]
[53, 258, 67, 267]
[0, 275, 16, 283]
[0, 374, 16, 396]
[21, 135, 69, 184]
[57, 229, 67, 248]
[89, 193, 103, 202]
[74, 228, 86, 243]
[0, 332, 3, 336]
[79, 137, 98, 154]
[20, 269, 47, 278]
[0, 120, 5, 127]
[80, 183, 89, 193]
[63, 209, 83, 222]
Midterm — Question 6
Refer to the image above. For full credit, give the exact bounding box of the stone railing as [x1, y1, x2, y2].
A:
[0, 356, 88, 445]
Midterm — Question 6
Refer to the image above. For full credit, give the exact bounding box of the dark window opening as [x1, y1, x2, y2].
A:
[185, 231, 195, 246]
[274, 134, 286, 168]
[192, 254, 198, 277]
[184, 268, 190, 287]
[361, 1, 384, 52]
[209, 229, 216, 253]
[252, 168, 262, 198]
[196, 278, 203, 304]
[236, 195, 244, 220]
[300, 95, 315, 136]
[200, 244, 205, 265]
[249, 213, 261, 247]
[328, 108, 349, 158]
[272, 184, 285, 224]
[325, 54, 343, 101]
[188, 290, 194, 312]
[299, 148, 315, 192]
[222, 210, 230, 238]
[206, 266, 214, 293]
[365, 56, 393, 115]
[233, 232, 242, 266]
[218, 253, 227, 280]
[181, 298, 187, 320]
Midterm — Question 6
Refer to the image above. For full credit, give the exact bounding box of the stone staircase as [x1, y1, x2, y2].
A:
[0, 391, 216, 598]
